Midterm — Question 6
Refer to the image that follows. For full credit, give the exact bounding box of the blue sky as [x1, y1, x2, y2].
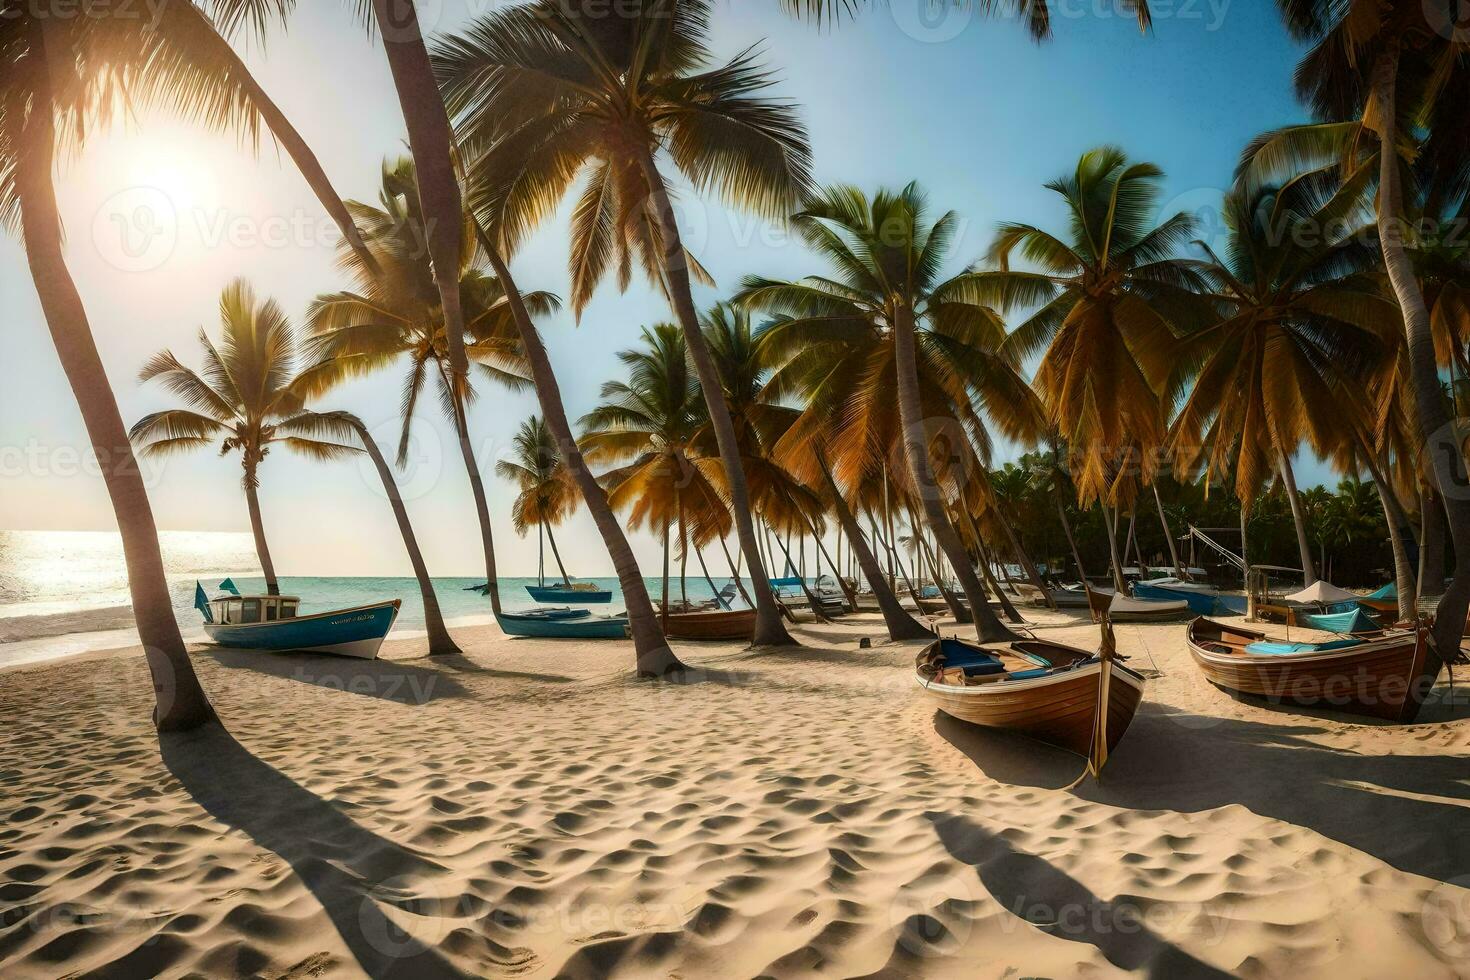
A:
[0, 1, 1316, 577]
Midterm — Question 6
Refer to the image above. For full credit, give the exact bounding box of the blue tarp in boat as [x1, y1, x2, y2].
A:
[1299, 606, 1377, 633]
[1366, 582, 1397, 601]
[1245, 638, 1365, 655]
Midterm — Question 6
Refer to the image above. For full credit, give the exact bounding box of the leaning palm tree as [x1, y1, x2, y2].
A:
[434, 0, 813, 647]
[580, 325, 733, 621]
[1, 14, 217, 729]
[1250, 0, 1470, 659]
[131, 281, 364, 597]
[742, 184, 1046, 643]
[301, 158, 554, 616]
[496, 416, 579, 588]
[1169, 178, 1398, 590]
[974, 147, 1200, 591]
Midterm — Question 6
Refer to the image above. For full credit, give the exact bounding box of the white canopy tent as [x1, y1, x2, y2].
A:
[1283, 581, 1360, 605]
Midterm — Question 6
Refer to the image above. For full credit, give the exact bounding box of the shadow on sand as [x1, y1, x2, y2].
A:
[935, 704, 1470, 883]
[921, 811, 1235, 978]
[199, 649, 468, 705]
[161, 723, 470, 979]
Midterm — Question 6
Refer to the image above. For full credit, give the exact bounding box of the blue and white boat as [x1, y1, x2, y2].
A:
[495, 608, 628, 639]
[195, 581, 400, 659]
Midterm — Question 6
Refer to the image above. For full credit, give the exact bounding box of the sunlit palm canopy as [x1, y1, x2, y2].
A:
[1168, 176, 1395, 507]
[130, 280, 360, 481]
[740, 183, 1044, 504]
[970, 146, 1203, 505]
[579, 324, 733, 549]
[298, 158, 558, 464]
[431, 0, 813, 314]
[495, 415, 581, 536]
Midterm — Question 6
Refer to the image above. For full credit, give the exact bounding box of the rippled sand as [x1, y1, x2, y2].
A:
[2, 611, 1468, 978]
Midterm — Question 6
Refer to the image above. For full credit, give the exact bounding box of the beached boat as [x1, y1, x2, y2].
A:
[1107, 593, 1191, 622]
[525, 581, 614, 603]
[495, 608, 628, 639]
[1128, 581, 1223, 614]
[1185, 617, 1430, 721]
[196, 583, 400, 659]
[1295, 605, 1380, 633]
[914, 631, 1145, 763]
[662, 607, 757, 640]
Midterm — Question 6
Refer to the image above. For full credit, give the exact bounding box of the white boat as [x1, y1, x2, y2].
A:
[1107, 593, 1190, 621]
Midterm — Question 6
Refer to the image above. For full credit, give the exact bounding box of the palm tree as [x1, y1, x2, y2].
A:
[742, 183, 1045, 642]
[132, 281, 363, 598]
[580, 325, 733, 622]
[496, 416, 579, 587]
[974, 146, 1200, 592]
[1, 15, 216, 729]
[1253, 0, 1470, 660]
[300, 159, 554, 616]
[1168, 178, 1397, 588]
[434, 0, 813, 646]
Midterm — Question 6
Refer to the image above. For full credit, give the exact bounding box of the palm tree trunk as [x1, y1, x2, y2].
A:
[14, 22, 214, 731]
[694, 545, 723, 609]
[975, 540, 1025, 623]
[1124, 508, 1140, 574]
[1153, 483, 1184, 577]
[545, 525, 571, 585]
[891, 308, 1015, 642]
[480, 246, 683, 674]
[446, 384, 503, 615]
[770, 532, 832, 622]
[1353, 437, 1418, 619]
[818, 459, 928, 639]
[1239, 505, 1251, 592]
[908, 503, 970, 622]
[241, 463, 279, 597]
[1056, 495, 1088, 582]
[678, 508, 688, 607]
[804, 514, 857, 610]
[1103, 505, 1128, 593]
[1276, 450, 1318, 585]
[537, 523, 544, 587]
[180, 3, 378, 275]
[1375, 45, 1468, 683]
[371, 0, 468, 379]
[637, 152, 794, 647]
[661, 517, 671, 628]
[1419, 485, 1446, 599]
[718, 536, 754, 607]
[999, 518, 1055, 609]
[349, 418, 458, 654]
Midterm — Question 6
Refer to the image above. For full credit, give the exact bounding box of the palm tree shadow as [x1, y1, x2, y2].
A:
[199, 649, 467, 705]
[935, 704, 1470, 882]
[160, 723, 467, 979]
[920, 811, 1234, 978]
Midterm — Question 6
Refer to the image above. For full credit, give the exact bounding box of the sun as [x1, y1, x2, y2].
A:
[120, 137, 221, 215]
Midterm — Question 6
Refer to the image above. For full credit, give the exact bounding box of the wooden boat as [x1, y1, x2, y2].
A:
[525, 581, 613, 603]
[1107, 593, 1190, 622]
[196, 583, 399, 660]
[495, 608, 628, 639]
[662, 607, 757, 640]
[1185, 617, 1430, 721]
[914, 629, 1145, 764]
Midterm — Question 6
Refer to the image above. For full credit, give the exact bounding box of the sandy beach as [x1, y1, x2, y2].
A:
[1, 610, 1468, 979]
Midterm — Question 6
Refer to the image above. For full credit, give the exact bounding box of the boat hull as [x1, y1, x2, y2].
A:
[663, 607, 757, 640]
[1133, 582, 1219, 615]
[1108, 595, 1190, 622]
[1186, 617, 1429, 721]
[915, 641, 1145, 757]
[526, 585, 613, 603]
[202, 601, 400, 659]
[495, 610, 628, 639]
